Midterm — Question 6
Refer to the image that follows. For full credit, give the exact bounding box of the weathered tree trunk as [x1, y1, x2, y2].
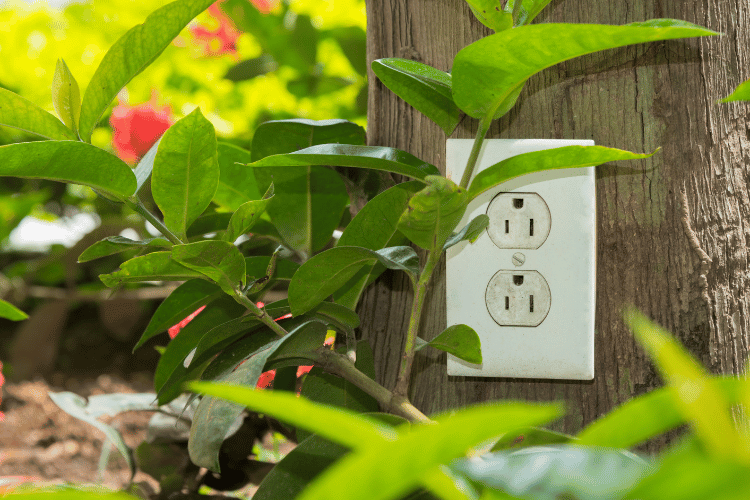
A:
[361, 0, 750, 448]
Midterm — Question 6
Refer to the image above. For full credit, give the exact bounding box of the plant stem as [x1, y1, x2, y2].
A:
[233, 291, 288, 338]
[459, 112, 494, 189]
[125, 197, 184, 245]
[316, 349, 431, 423]
[394, 249, 441, 399]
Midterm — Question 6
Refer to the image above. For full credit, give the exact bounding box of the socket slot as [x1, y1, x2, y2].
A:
[485, 270, 551, 327]
[486, 192, 551, 249]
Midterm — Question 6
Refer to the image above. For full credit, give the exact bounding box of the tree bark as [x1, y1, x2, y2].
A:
[361, 0, 750, 449]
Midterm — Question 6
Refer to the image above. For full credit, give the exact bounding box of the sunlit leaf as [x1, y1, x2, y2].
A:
[213, 143, 262, 211]
[504, 0, 553, 25]
[0, 299, 28, 321]
[465, 0, 513, 32]
[443, 214, 489, 250]
[452, 21, 718, 119]
[78, 236, 171, 263]
[415, 324, 481, 364]
[398, 175, 469, 250]
[99, 252, 205, 287]
[468, 146, 655, 200]
[222, 182, 273, 244]
[51, 59, 81, 134]
[152, 108, 219, 240]
[78, 0, 216, 141]
[0, 141, 136, 200]
[0, 88, 76, 140]
[721, 78, 750, 102]
[371, 59, 462, 135]
[171, 240, 246, 294]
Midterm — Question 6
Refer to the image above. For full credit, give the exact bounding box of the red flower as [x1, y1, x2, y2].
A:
[111, 97, 173, 163]
[168, 305, 206, 339]
[256, 370, 276, 389]
[0, 361, 5, 422]
[190, 1, 241, 56]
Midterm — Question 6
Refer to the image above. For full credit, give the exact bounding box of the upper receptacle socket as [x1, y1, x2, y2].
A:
[486, 192, 551, 249]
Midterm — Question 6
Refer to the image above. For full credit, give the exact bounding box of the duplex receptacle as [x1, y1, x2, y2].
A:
[446, 139, 596, 380]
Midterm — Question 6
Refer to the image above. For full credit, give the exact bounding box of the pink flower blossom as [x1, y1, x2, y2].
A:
[110, 97, 173, 163]
[190, 0, 241, 56]
[168, 306, 206, 339]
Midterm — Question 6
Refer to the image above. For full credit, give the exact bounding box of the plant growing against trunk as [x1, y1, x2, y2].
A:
[3, 0, 750, 498]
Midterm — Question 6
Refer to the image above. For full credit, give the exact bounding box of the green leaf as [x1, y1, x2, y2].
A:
[223, 184, 274, 243]
[311, 302, 360, 330]
[452, 446, 651, 500]
[398, 175, 469, 250]
[296, 401, 563, 500]
[334, 181, 423, 309]
[51, 59, 81, 134]
[371, 59, 462, 135]
[223, 54, 278, 81]
[624, 307, 747, 461]
[134, 137, 161, 194]
[0, 299, 28, 321]
[0, 88, 76, 140]
[77, 0, 216, 142]
[135, 279, 223, 352]
[185, 212, 232, 238]
[248, 144, 440, 181]
[415, 324, 481, 364]
[721, 78, 750, 102]
[188, 332, 292, 471]
[264, 320, 329, 369]
[504, 0, 553, 26]
[152, 108, 219, 240]
[171, 240, 246, 294]
[491, 428, 574, 450]
[464, 0, 513, 32]
[188, 381, 398, 449]
[251, 119, 362, 255]
[452, 21, 718, 119]
[154, 295, 245, 394]
[48, 392, 160, 479]
[577, 377, 745, 449]
[78, 236, 171, 263]
[99, 251, 206, 287]
[251, 119, 366, 161]
[213, 142, 262, 211]
[468, 146, 656, 200]
[0, 141, 136, 200]
[288, 246, 420, 316]
[443, 214, 489, 250]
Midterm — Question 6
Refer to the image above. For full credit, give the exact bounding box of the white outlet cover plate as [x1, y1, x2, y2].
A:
[446, 139, 595, 380]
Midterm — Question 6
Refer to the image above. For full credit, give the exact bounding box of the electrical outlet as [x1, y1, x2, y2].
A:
[446, 139, 595, 380]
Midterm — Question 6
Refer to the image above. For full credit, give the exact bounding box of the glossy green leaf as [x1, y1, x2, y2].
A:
[99, 251, 205, 288]
[452, 21, 718, 119]
[468, 146, 656, 199]
[223, 54, 278, 81]
[721, 78, 750, 102]
[78, 236, 171, 263]
[133, 138, 161, 194]
[48, 392, 160, 479]
[152, 108, 219, 240]
[443, 214, 489, 250]
[251, 119, 366, 161]
[453, 446, 651, 500]
[77, 0, 216, 142]
[248, 144, 440, 181]
[135, 279, 223, 352]
[185, 212, 232, 238]
[171, 240, 246, 294]
[310, 302, 361, 330]
[334, 181, 422, 309]
[0, 299, 28, 321]
[296, 401, 562, 500]
[624, 307, 746, 461]
[264, 320, 329, 369]
[504, 0, 552, 26]
[415, 324, 481, 364]
[371, 59, 462, 135]
[188, 333, 289, 471]
[213, 142, 262, 211]
[223, 184, 274, 243]
[465, 0, 513, 32]
[577, 377, 744, 449]
[0, 141, 136, 199]
[288, 246, 420, 316]
[154, 295, 245, 394]
[491, 428, 574, 450]
[398, 175, 469, 250]
[0, 88, 76, 140]
[51, 59, 81, 134]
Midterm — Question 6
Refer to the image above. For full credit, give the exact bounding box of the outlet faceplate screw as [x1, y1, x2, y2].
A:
[512, 252, 526, 266]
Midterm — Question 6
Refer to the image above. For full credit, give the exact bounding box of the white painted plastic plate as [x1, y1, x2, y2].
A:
[446, 139, 596, 380]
